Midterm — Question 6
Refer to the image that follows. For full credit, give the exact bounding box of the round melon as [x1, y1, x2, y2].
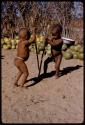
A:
[39, 35, 45, 42]
[76, 44, 81, 49]
[74, 45, 80, 52]
[78, 48, 83, 53]
[7, 44, 11, 49]
[15, 39, 19, 44]
[11, 39, 15, 43]
[70, 45, 75, 51]
[73, 53, 78, 59]
[78, 53, 84, 60]
[36, 37, 40, 42]
[15, 36, 19, 40]
[63, 52, 73, 60]
[62, 44, 68, 51]
[12, 45, 16, 49]
[29, 45, 32, 50]
[46, 50, 51, 56]
[4, 37, 9, 43]
[3, 45, 8, 49]
[1, 38, 4, 44]
[66, 49, 72, 53]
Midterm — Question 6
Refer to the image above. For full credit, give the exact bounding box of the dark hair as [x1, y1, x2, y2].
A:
[51, 23, 62, 34]
[27, 30, 31, 39]
[19, 27, 31, 40]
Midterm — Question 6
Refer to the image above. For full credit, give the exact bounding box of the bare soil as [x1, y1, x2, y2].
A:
[1, 49, 84, 123]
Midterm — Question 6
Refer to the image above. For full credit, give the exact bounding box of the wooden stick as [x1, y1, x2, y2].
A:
[31, 16, 40, 76]
[38, 24, 50, 77]
[38, 44, 45, 77]
[35, 42, 40, 72]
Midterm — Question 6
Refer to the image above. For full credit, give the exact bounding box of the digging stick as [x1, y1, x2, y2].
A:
[38, 25, 50, 77]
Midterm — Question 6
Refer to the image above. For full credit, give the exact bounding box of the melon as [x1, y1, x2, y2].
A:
[62, 44, 68, 51]
[47, 44, 51, 49]
[74, 46, 80, 52]
[3, 45, 8, 49]
[46, 49, 51, 56]
[39, 35, 45, 42]
[78, 53, 84, 60]
[63, 52, 73, 60]
[11, 39, 15, 43]
[4, 37, 9, 43]
[12, 45, 16, 49]
[70, 45, 75, 51]
[1, 38, 4, 44]
[78, 48, 83, 53]
[15, 36, 19, 40]
[73, 53, 78, 59]
[7, 44, 11, 49]
[15, 39, 19, 44]
[66, 49, 72, 53]
[76, 44, 81, 49]
[36, 37, 40, 42]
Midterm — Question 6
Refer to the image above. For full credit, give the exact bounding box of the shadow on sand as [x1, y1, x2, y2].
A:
[26, 65, 82, 88]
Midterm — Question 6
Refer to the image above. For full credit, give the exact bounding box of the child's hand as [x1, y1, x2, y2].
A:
[32, 27, 37, 33]
[29, 34, 36, 43]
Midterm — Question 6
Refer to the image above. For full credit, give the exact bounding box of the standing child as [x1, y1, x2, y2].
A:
[44, 23, 63, 78]
[14, 27, 36, 87]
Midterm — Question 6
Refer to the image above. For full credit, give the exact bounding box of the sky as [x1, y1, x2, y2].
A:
[74, 2, 83, 18]
[2, 1, 83, 18]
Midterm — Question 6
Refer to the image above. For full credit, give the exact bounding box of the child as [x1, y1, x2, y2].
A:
[14, 27, 36, 87]
[44, 23, 63, 78]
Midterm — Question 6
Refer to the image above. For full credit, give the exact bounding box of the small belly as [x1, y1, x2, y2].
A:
[51, 49, 62, 57]
[17, 50, 29, 61]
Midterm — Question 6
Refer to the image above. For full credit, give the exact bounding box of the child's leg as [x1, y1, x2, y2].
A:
[54, 54, 62, 78]
[19, 61, 29, 87]
[43, 56, 53, 74]
[14, 71, 22, 86]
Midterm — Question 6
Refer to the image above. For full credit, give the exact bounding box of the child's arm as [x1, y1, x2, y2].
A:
[47, 38, 63, 46]
[25, 27, 36, 46]
[44, 34, 49, 46]
[29, 27, 36, 43]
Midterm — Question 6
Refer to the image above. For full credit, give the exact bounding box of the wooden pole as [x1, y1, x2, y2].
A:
[38, 25, 49, 77]
[31, 16, 40, 76]
[38, 47, 45, 77]
[35, 42, 40, 72]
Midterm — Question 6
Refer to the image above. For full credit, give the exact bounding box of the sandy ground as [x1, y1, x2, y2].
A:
[1, 49, 84, 123]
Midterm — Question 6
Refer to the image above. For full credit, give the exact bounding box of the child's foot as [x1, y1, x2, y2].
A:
[55, 75, 60, 79]
[20, 85, 28, 89]
[14, 82, 20, 87]
[55, 72, 61, 79]
[20, 84, 25, 87]
[20, 83, 28, 88]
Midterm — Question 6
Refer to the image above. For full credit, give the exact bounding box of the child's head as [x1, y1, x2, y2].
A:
[50, 23, 62, 38]
[19, 27, 31, 40]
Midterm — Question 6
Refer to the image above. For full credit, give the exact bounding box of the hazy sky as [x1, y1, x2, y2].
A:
[74, 2, 83, 17]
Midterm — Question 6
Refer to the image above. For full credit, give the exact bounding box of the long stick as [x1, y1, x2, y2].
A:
[38, 25, 49, 77]
[38, 43, 45, 77]
[31, 16, 40, 76]
[35, 42, 40, 72]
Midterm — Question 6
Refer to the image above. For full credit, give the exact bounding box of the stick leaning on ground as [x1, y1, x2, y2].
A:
[31, 16, 40, 76]
[38, 42, 46, 77]
[32, 26, 40, 75]
[35, 40, 40, 72]
[38, 25, 50, 77]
